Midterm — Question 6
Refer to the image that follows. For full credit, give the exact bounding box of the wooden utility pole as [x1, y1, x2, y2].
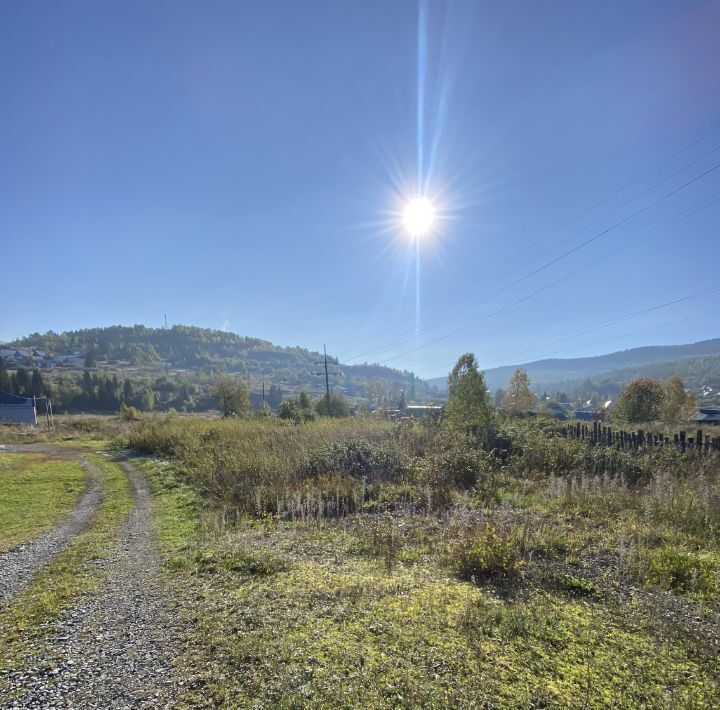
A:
[313, 345, 342, 404]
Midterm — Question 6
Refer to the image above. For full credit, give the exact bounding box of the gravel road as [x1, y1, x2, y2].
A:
[0, 457, 103, 604]
[2, 460, 186, 708]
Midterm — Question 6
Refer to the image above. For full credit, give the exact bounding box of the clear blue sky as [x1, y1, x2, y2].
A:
[2, 0, 719, 377]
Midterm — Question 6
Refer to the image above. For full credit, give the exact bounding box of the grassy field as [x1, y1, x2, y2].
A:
[0, 455, 134, 685]
[0, 453, 88, 553]
[129, 415, 720, 708]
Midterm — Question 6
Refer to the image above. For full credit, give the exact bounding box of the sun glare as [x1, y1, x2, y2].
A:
[402, 195, 436, 239]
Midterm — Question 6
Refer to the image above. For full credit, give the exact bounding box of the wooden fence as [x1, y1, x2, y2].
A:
[561, 421, 720, 455]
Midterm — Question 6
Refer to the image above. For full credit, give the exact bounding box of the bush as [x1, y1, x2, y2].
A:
[556, 574, 603, 599]
[446, 524, 524, 584]
[120, 403, 140, 421]
[646, 546, 718, 596]
[300, 439, 405, 482]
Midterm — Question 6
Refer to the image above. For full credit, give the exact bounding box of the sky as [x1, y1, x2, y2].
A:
[2, 0, 720, 379]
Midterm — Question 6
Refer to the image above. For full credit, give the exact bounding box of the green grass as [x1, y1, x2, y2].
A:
[0, 455, 134, 687]
[0, 453, 88, 552]
[141, 455, 720, 708]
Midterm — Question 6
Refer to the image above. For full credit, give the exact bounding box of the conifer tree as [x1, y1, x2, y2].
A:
[0, 358, 10, 393]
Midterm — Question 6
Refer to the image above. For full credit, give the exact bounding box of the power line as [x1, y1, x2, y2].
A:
[478, 283, 720, 363]
[373, 172, 720, 367]
[413, 280, 720, 380]
[416, 309, 720, 383]
[339, 128, 720, 364]
[514, 308, 720, 364]
[477, 81, 720, 251]
[358, 168, 717, 367]
[336, 86, 720, 362]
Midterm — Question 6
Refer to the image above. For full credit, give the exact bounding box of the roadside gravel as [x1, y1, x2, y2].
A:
[2, 461, 187, 709]
[0, 457, 103, 604]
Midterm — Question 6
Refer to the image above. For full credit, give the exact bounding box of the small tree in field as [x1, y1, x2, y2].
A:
[214, 375, 250, 417]
[502, 368, 535, 415]
[278, 390, 315, 423]
[662, 374, 695, 424]
[445, 353, 493, 428]
[314, 392, 350, 418]
[615, 377, 664, 423]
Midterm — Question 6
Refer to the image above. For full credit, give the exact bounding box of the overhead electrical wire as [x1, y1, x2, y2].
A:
[412, 280, 720, 380]
[341, 141, 720, 364]
[335, 82, 720, 362]
[478, 283, 720, 363]
[476, 80, 720, 251]
[371, 171, 720, 367]
[417, 308, 720, 382]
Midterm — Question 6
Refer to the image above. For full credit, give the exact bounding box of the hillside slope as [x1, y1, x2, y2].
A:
[8, 325, 436, 402]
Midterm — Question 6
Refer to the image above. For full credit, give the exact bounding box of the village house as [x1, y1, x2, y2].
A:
[0, 390, 37, 425]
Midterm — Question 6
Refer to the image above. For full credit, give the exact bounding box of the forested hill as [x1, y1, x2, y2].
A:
[8, 325, 435, 400]
[13, 325, 322, 371]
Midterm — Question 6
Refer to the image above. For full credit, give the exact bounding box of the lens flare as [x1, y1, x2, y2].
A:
[402, 196, 436, 238]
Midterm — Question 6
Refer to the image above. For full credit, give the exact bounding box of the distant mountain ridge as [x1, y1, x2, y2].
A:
[428, 339, 720, 393]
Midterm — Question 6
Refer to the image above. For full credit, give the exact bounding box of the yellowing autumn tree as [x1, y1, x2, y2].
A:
[662, 374, 695, 424]
[502, 368, 535, 415]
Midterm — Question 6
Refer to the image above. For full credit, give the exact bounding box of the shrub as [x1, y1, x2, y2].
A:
[300, 439, 405, 483]
[646, 546, 718, 596]
[446, 524, 524, 584]
[119, 403, 140, 421]
[556, 574, 603, 599]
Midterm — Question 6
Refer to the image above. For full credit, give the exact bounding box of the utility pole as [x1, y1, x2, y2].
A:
[262, 377, 265, 404]
[164, 314, 168, 329]
[313, 345, 342, 405]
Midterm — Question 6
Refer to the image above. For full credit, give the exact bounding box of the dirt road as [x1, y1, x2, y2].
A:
[0, 452, 186, 708]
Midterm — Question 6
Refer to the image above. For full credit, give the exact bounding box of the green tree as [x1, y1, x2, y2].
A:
[615, 377, 664, 423]
[445, 353, 493, 428]
[298, 390, 312, 412]
[502, 368, 535, 415]
[364, 379, 384, 406]
[15, 367, 31, 396]
[123, 378, 134, 405]
[213, 375, 250, 417]
[84, 346, 97, 368]
[140, 387, 156, 411]
[267, 384, 283, 410]
[278, 390, 315, 422]
[30, 368, 45, 397]
[662, 374, 695, 424]
[0, 358, 11, 393]
[314, 392, 350, 418]
[81, 370, 95, 400]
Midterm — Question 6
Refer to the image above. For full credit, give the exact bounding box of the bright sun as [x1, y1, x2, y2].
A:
[402, 196, 436, 239]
